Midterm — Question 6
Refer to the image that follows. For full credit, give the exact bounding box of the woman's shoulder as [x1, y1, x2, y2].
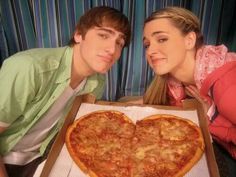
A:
[196, 44, 228, 60]
[194, 44, 236, 88]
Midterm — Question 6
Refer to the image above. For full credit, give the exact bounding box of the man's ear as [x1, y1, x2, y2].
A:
[185, 32, 197, 50]
[74, 31, 82, 43]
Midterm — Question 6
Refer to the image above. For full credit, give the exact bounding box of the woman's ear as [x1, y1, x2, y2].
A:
[73, 31, 82, 44]
[185, 32, 197, 50]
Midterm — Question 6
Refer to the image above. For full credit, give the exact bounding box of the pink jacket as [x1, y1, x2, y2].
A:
[167, 45, 236, 158]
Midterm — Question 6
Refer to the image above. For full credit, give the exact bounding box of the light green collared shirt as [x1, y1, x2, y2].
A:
[0, 46, 105, 155]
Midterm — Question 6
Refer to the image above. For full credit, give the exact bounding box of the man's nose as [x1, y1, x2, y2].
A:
[105, 40, 116, 54]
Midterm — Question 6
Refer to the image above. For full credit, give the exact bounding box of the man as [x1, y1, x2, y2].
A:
[0, 6, 131, 177]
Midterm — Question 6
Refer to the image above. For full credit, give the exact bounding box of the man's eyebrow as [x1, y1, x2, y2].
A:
[97, 27, 126, 40]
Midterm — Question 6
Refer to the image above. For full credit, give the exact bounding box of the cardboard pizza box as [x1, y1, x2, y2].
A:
[37, 94, 220, 177]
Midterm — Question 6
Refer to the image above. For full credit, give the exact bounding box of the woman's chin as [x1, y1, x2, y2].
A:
[153, 68, 168, 75]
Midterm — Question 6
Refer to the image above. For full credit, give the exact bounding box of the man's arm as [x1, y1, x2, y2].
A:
[0, 127, 8, 177]
[0, 56, 37, 122]
[0, 55, 37, 176]
[0, 157, 8, 177]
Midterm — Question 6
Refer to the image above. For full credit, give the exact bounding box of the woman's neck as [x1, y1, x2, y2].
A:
[170, 49, 196, 85]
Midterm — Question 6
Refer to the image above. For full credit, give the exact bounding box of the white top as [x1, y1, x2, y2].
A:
[3, 79, 86, 165]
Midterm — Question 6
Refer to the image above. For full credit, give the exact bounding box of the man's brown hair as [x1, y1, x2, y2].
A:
[69, 6, 131, 46]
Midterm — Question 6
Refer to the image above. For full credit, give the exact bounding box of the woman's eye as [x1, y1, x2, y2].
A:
[158, 38, 168, 43]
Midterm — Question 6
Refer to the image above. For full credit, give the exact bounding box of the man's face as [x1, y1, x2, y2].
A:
[73, 26, 126, 75]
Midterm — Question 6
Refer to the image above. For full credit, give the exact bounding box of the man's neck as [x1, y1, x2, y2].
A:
[70, 48, 85, 89]
[70, 45, 96, 89]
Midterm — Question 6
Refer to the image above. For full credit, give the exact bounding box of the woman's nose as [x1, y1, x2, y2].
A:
[146, 43, 158, 56]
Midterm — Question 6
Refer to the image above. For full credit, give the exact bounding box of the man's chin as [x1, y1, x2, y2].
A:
[96, 68, 110, 74]
[90, 62, 113, 74]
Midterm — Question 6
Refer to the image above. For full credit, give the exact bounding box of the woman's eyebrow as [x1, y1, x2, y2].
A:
[143, 31, 168, 41]
[151, 31, 168, 36]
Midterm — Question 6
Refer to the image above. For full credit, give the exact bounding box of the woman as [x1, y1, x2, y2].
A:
[143, 7, 236, 159]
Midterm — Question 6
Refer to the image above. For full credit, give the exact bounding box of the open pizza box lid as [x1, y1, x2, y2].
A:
[34, 94, 220, 177]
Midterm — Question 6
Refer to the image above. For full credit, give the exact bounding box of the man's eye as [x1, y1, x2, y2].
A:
[98, 33, 109, 39]
[116, 41, 125, 48]
[143, 43, 150, 49]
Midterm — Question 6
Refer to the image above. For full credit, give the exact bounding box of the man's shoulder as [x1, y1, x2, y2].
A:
[14, 47, 68, 61]
[2, 47, 69, 71]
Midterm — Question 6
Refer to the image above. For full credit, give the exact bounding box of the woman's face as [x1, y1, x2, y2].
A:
[143, 18, 190, 76]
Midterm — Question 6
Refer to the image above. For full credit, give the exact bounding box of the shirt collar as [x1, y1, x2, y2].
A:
[54, 46, 73, 84]
[54, 46, 105, 96]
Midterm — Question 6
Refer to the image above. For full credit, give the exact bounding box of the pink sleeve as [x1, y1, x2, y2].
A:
[209, 114, 236, 159]
[209, 114, 236, 143]
[213, 135, 236, 159]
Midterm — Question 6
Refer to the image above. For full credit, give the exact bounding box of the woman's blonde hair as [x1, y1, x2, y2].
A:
[143, 7, 204, 105]
[144, 74, 169, 105]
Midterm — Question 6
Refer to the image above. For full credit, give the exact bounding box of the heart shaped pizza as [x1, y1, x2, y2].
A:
[65, 110, 205, 177]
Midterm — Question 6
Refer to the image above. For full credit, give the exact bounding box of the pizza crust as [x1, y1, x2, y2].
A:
[65, 119, 90, 174]
[175, 146, 204, 177]
[74, 110, 133, 123]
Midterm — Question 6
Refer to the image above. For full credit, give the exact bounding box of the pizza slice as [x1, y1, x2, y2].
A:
[65, 110, 135, 177]
[131, 114, 205, 177]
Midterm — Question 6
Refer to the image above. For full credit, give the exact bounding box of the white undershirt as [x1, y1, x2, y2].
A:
[3, 79, 86, 165]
